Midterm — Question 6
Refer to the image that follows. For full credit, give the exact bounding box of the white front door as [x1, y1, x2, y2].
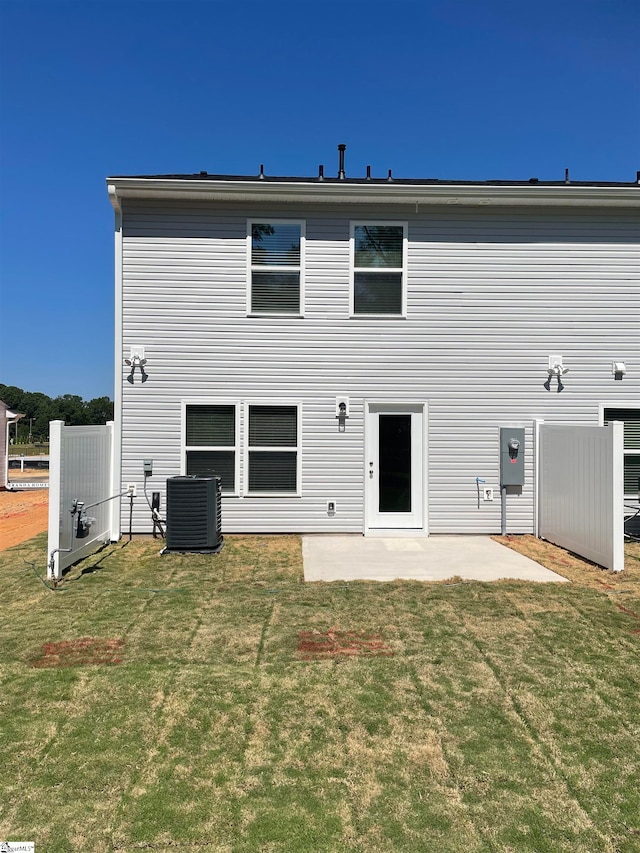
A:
[365, 404, 424, 531]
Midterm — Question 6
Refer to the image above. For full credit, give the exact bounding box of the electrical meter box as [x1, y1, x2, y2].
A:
[500, 428, 525, 486]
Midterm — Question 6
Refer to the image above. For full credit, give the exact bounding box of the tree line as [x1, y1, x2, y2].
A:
[0, 384, 114, 443]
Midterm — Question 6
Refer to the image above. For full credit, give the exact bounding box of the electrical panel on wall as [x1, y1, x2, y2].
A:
[500, 428, 525, 486]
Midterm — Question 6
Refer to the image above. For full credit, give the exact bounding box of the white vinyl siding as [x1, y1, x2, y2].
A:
[248, 220, 304, 315]
[119, 199, 640, 534]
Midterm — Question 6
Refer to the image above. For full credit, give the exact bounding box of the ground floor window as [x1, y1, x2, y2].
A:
[183, 401, 300, 495]
[185, 404, 237, 493]
[247, 405, 299, 493]
[604, 408, 640, 496]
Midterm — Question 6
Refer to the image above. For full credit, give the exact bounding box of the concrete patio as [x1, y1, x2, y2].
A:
[303, 535, 569, 583]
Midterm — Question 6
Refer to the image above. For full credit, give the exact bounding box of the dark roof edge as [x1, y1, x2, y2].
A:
[107, 172, 639, 188]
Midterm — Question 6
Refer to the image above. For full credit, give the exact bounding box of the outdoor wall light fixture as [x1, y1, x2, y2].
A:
[125, 347, 148, 384]
[612, 361, 626, 380]
[544, 355, 569, 393]
[336, 398, 349, 432]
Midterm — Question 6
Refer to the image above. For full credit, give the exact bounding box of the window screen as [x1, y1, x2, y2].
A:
[186, 405, 235, 446]
[353, 225, 404, 315]
[248, 452, 297, 492]
[251, 223, 302, 313]
[185, 405, 236, 492]
[186, 451, 235, 491]
[247, 405, 298, 492]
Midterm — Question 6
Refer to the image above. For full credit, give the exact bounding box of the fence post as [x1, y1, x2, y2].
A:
[534, 419, 544, 540]
[611, 421, 624, 572]
[106, 421, 118, 541]
[47, 420, 64, 580]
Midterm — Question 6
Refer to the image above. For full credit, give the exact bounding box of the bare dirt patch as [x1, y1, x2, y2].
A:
[0, 487, 49, 551]
[297, 628, 393, 660]
[494, 534, 640, 590]
[29, 637, 125, 668]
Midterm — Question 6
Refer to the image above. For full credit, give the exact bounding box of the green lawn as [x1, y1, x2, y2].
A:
[7, 444, 49, 456]
[1, 534, 639, 852]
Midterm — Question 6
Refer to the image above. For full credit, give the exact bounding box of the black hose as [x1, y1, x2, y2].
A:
[623, 503, 640, 542]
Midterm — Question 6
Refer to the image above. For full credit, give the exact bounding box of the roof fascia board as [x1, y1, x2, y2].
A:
[107, 185, 122, 213]
[107, 178, 640, 208]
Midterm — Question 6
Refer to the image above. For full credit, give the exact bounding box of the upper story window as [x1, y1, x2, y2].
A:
[184, 403, 238, 494]
[249, 221, 304, 314]
[351, 223, 407, 316]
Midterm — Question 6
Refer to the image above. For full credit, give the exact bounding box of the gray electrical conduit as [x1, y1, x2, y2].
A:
[47, 488, 134, 583]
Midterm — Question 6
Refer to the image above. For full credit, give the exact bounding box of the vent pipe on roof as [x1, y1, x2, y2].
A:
[338, 144, 346, 179]
[366, 165, 372, 181]
[387, 169, 393, 182]
[564, 168, 570, 184]
[636, 170, 640, 185]
[318, 164, 324, 181]
[259, 164, 265, 180]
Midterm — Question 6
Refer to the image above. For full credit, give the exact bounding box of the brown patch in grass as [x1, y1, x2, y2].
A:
[406, 730, 449, 780]
[615, 603, 640, 620]
[296, 628, 393, 660]
[29, 637, 125, 668]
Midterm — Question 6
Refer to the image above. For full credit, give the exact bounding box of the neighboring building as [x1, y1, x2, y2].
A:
[1, 401, 24, 490]
[107, 158, 640, 537]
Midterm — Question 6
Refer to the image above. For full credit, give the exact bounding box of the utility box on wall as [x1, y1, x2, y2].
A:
[500, 427, 525, 486]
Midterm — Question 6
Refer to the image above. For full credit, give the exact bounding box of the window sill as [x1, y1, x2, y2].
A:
[244, 492, 302, 498]
[350, 314, 407, 319]
[248, 313, 304, 319]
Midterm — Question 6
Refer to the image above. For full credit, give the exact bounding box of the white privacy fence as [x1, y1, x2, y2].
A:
[538, 422, 624, 572]
[47, 421, 118, 581]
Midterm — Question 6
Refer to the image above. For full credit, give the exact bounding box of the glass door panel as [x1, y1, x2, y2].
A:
[378, 415, 412, 512]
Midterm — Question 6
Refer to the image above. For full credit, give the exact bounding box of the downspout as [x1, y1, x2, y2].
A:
[108, 185, 123, 541]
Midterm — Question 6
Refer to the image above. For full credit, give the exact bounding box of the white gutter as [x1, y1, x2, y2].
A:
[108, 185, 122, 213]
[107, 178, 640, 208]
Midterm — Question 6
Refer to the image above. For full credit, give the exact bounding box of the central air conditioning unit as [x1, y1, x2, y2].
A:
[164, 475, 223, 553]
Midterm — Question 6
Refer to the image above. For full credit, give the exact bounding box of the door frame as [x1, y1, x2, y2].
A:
[364, 401, 428, 536]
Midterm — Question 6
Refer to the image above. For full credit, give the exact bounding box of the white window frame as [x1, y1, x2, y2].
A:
[247, 219, 305, 317]
[244, 401, 302, 497]
[599, 403, 640, 498]
[181, 399, 241, 496]
[350, 221, 408, 318]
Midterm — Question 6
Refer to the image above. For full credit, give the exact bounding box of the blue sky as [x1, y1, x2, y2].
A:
[0, 0, 638, 401]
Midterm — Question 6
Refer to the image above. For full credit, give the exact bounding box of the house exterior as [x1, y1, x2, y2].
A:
[107, 163, 640, 538]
